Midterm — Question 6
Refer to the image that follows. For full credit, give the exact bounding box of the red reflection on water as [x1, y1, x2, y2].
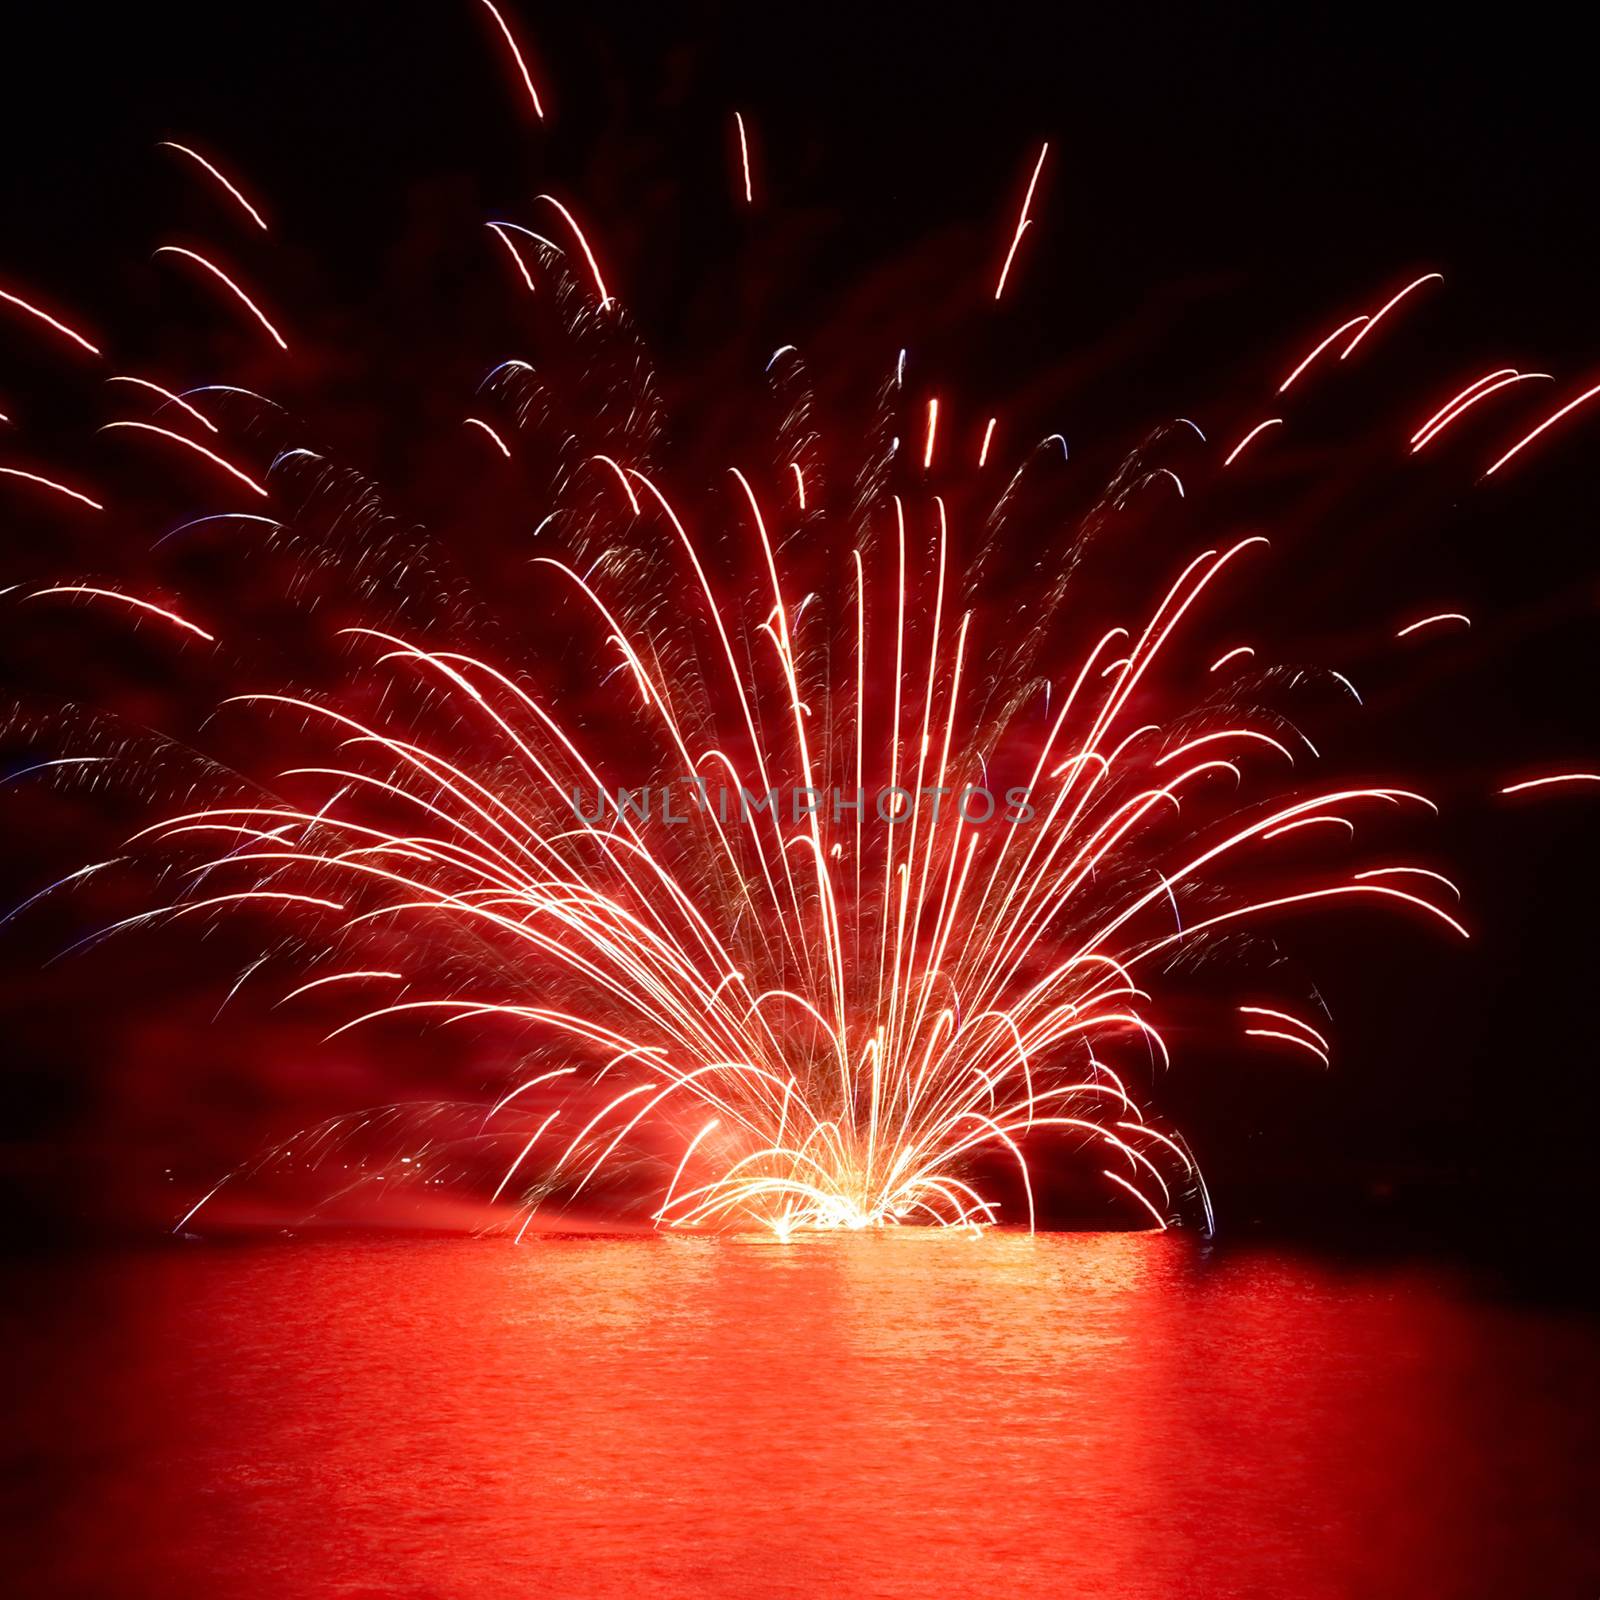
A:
[6, 1233, 1599, 1597]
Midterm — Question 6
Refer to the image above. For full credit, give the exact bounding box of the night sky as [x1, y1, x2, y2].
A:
[1, 2, 1596, 1264]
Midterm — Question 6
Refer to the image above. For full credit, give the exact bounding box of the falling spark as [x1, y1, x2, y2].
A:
[1239, 1005, 1330, 1052]
[1410, 368, 1515, 443]
[1209, 645, 1254, 672]
[1501, 773, 1600, 794]
[994, 142, 1048, 301]
[590, 453, 640, 512]
[464, 417, 513, 457]
[1103, 1170, 1168, 1229]
[734, 112, 753, 203]
[923, 397, 939, 469]
[153, 512, 280, 549]
[1396, 612, 1470, 639]
[101, 420, 270, 497]
[1412, 371, 1553, 451]
[978, 417, 997, 466]
[0, 859, 118, 927]
[25, 586, 214, 641]
[1242, 1027, 1330, 1067]
[107, 376, 219, 432]
[536, 195, 611, 304]
[1340, 272, 1442, 359]
[158, 141, 268, 230]
[0, 466, 103, 510]
[0, 284, 100, 355]
[1355, 866, 1462, 899]
[280, 971, 405, 1003]
[1262, 815, 1356, 842]
[473, 0, 545, 119]
[1279, 315, 1367, 392]
[1484, 380, 1600, 477]
[154, 246, 289, 350]
[1223, 417, 1282, 466]
[486, 223, 539, 291]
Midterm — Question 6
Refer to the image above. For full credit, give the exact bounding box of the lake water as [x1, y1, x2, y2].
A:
[4, 1232, 1597, 1597]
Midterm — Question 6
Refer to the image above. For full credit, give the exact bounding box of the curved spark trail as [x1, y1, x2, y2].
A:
[1411, 371, 1553, 450]
[536, 195, 611, 304]
[0, 284, 101, 356]
[107, 376, 220, 432]
[154, 247, 289, 350]
[978, 417, 997, 466]
[25, 586, 215, 641]
[994, 142, 1048, 301]
[463, 417, 513, 456]
[473, 0, 545, 119]
[1209, 646, 1254, 673]
[1280, 315, 1366, 392]
[734, 112, 754, 204]
[158, 141, 269, 230]
[1223, 418, 1281, 466]
[1502, 774, 1600, 795]
[1485, 381, 1600, 477]
[0, 466, 103, 510]
[0, 24, 1591, 1247]
[1341, 272, 1442, 359]
[1396, 612, 1470, 639]
[100, 421, 270, 497]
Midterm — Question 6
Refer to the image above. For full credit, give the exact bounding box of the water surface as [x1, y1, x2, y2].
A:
[5, 1233, 1597, 1597]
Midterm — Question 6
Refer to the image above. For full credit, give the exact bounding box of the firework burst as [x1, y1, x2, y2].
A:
[2, 11, 1593, 1242]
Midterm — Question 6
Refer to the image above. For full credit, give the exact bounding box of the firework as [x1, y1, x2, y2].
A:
[1, 12, 1592, 1243]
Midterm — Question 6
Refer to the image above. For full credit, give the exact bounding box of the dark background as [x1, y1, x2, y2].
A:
[0, 2, 1595, 1275]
